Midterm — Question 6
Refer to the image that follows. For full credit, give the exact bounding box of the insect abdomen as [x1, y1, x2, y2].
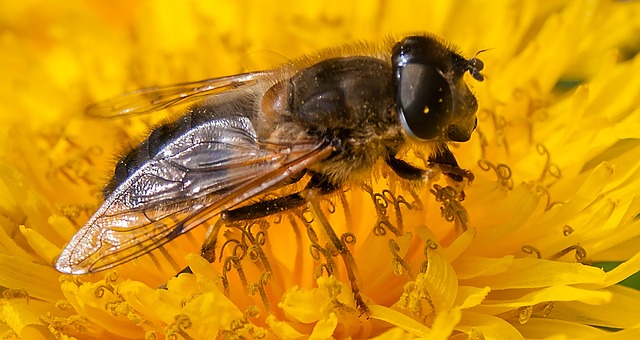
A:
[101, 96, 255, 198]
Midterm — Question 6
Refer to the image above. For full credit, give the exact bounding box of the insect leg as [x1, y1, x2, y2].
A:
[219, 171, 332, 223]
[386, 145, 473, 183]
[180, 172, 336, 274]
[301, 180, 370, 316]
[189, 193, 310, 273]
[172, 173, 312, 277]
[427, 144, 474, 182]
[386, 154, 436, 181]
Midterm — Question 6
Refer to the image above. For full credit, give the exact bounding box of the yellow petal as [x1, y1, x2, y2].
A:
[47, 215, 78, 243]
[514, 318, 607, 339]
[60, 279, 143, 338]
[265, 314, 305, 339]
[0, 254, 62, 301]
[454, 256, 515, 280]
[370, 327, 414, 340]
[415, 226, 458, 312]
[442, 228, 476, 262]
[474, 285, 612, 317]
[456, 310, 524, 340]
[602, 250, 640, 287]
[549, 285, 640, 329]
[309, 312, 338, 340]
[455, 286, 491, 309]
[280, 276, 348, 324]
[0, 299, 52, 340]
[180, 291, 246, 340]
[0, 219, 33, 259]
[18, 225, 60, 264]
[368, 304, 430, 338]
[462, 258, 606, 289]
[428, 308, 461, 339]
[116, 280, 183, 325]
[358, 229, 413, 298]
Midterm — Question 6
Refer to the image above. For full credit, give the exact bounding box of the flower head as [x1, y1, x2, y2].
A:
[1, 0, 639, 339]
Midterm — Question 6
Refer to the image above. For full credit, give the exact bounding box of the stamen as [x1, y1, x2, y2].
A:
[299, 209, 315, 225]
[287, 216, 305, 281]
[221, 256, 248, 295]
[305, 221, 320, 244]
[391, 191, 412, 234]
[94, 272, 118, 298]
[420, 240, 439, 273]
[517, 305, 533, 324]
[55, 300, 73, 310]
[247, 245, 261, 263]
[341, 232, 357, 246]
[180, 293, 199, 308]
[368, 188, 409, 236]
[535, 302, 555, 317]
[535, 184, 565, 211]
[372, 191, 390, 210]
[374, 219, 399, 236]
[309, 244, 325, 261]
[166, 314, 193, 340]
[521, 245, 542, 258]
[105, 297, 138, 319]
[476, 128, 490, 160]
[308, 230, 337, 277]
[481, 109, 511, 155]
[550, 245, 589, 264]
[430, 184, 469, 232]
[515, 88, 549, 144]
[468, 328, 486, 340]
[41, 314, 92, 338]
[562, 225, 574, 236]
[244, 305, 261, 319]
[2, 288, 30, 304]
[389, 239, 414, 279]
[477, 159, 513, 189]
[219, 239, 242, 262]
[338, 190, 353, 227]
[320, 196, 337, 214]
[536, 144, 562, 184]
[248, 272, 272, 314]
[400, 277, 436, 323]
[239, 221, 273, 274]
[314, 263, 332, 278]
[227, 309, 267, 339]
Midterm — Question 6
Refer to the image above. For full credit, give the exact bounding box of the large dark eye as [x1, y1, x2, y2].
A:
[396, 63, 453, 140]
[393, 36, 454, 140]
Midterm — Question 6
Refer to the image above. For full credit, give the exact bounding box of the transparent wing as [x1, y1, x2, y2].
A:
[56, 116, 333, 274]
[86, 71, 273, 118]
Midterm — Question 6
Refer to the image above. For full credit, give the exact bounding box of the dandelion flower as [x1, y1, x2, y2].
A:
[1, 1, 639, 339]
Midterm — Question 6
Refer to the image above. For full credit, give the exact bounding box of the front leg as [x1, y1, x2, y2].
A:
[386, 144, 473, 183]
[427, 144, 474, 183]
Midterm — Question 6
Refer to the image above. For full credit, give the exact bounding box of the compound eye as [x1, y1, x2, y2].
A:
[396, 63, 453, 140]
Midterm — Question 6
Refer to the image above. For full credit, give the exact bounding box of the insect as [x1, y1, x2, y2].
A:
[56, 35, 484, 282]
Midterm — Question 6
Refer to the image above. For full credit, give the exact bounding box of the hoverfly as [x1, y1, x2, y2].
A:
[55, 34, 484, 279]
